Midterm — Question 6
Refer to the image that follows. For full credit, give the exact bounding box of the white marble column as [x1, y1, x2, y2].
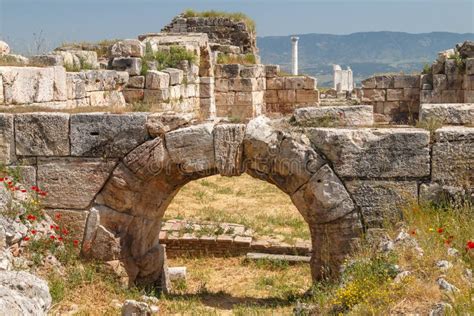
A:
[291, 36, 299, 76]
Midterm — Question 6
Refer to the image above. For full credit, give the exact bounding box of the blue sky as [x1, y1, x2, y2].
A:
[1, 0, 473, 53]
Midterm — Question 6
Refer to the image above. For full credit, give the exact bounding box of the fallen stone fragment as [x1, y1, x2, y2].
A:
[246, 252, 310, 263]
[436, 277, 459, 292]
[121, 299, 152, 316]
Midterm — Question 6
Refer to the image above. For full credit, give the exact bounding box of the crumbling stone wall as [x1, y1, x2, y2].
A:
[162, 14, 257, 56]
[0, 67, 128, 108]
[0, 111, 471, 287]
[359, 41, 474, 123]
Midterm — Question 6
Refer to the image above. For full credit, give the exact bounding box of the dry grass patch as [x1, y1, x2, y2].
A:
[165, 174, 310, 244]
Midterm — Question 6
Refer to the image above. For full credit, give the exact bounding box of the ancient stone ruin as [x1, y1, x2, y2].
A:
[0, 13, 473, 291]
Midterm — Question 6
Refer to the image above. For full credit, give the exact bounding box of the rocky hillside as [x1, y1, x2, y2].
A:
[258, 32, 474, 86]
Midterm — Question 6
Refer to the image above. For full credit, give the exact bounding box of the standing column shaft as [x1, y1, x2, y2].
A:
[291, 36, 299, 76]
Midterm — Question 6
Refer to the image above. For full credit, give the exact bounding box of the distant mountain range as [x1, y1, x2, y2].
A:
[257, 32, 474, 87]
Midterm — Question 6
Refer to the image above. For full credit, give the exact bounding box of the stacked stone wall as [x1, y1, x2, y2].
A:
[162, 15, 257, 56]
[359, 74, 420, 123]
[265, 65, 319, 114]
[214, 64, 266, 118]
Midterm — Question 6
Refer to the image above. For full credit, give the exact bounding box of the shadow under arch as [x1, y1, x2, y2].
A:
[81, 116, 364, 286]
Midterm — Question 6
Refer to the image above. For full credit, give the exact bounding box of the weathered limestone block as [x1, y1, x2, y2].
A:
[264, 90, 278, 103]
[0, 270, 52, 315]
[165, 123, 215, 173]
[169, 85, 181, 100]
[109, 39, 144, 58]
[15, 113, 70, 156]
[432, 126, 474, 187]
[66, 73, 86, 99]
[361, 89, 385, 102]
[70, 113, 148, 157]
[465, 91, 474, 103]
[284, 77, 306, 90]
[162, 68, 183, 85]
[419, 183, 468, 204]
[271, 136, 326, 194]
[52, 66, 68, 101]
[441, 90, 463, 103]
[296, 90, 319, 103]
[0, 114, 15, 164]
[403, 88, 420, 101]
[214, 124, 246, 176]
[145, 71, 169, 90]
[307, 128, 430, 178]
[123, 89, 144, 103]
[266, 77, 285, 90]
[277, 90, 296, 103]
[264, 65, 280, 78]
[146, 112, 194, 137]
[82, 70, 128, 92]
[111, 57, 142, 76]
[394, 75, 420, 89]
[0, 67, 57, 104]
[87, 90, 126, 107]
[386, 89, 404, 101]
[433, 74, 448, 91]
[240, 65, 264, 78]
[215, 79, 229, 92]
[215, 64, 240, 78]
[293, 105, 374, 126]
[375, 76, 394, 89]
[345, 180, 418, 227]
[199, 77, 214, 98]
[291, 165, 355, 224]
[466, 58, 474, 76]
[361, 77, 376, 89]
[420, 104, 474, 125]
[88, 225, 122, 261]
[243, 116, 280, 174]
[37, 157, 116, 209]
[143, 89, 169, 103]
[29, 54, 64, 67]
[458, 41, 474, 58]
[127, 76, 145, 89]
[123, 137, 170, 180]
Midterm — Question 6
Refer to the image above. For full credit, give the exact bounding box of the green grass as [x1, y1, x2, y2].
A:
[183, 9, 256, 33]
[217, 53, 256, 65]
[141, 44, 196, 75]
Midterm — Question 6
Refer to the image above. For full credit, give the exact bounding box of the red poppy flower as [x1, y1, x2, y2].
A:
[31, 186, 39, 191]
[26, 214, 36, 221]
[62, 229, 68, 235]
[20, 189, 26, 193]
[23, 236, 30, 241]
[50, 225, 55, 230]
[410, 229, 416, 236]
[467, 241, 474, 250]
[54, 226, 60, 231]
[39, 191, 47, 197]
[58, 237, 63, 242]
[31, 230, 37, 235]
[50, 235, 56, 240]
[437, 228, 444, 234]
[0, 178, 4, 182]
[7, 181, 12, 185]
[444, 239, 451, 245]
[55, 214, 62, 220]
[73, 240, 79, 247]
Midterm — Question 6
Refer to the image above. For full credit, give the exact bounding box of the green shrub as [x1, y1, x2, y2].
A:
[422, 63, 432, 74]
[448, 52, 466, 73]
[182, 9, 256, 33]
[140, 45, 196, 75]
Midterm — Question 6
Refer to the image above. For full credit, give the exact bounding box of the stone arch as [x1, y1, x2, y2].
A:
[81, 116, 364, 286]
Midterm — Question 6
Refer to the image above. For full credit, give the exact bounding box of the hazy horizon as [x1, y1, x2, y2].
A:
[0, 0, 473, 54]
